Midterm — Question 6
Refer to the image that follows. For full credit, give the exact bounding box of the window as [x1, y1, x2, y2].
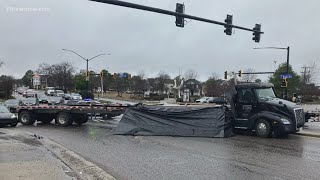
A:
[238, 88, 255, 104]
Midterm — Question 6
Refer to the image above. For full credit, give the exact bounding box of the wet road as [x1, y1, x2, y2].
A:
[12, 118, 320, 180]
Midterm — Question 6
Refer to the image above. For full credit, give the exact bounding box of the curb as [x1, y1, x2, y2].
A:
[39, 135, 116, 180]
[294, 132, 320, 138]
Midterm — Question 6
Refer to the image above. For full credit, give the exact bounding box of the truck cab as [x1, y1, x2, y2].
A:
[232, 83, 305, 137]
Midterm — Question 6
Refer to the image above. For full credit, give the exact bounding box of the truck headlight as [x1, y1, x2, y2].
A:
[280, 118, 291, 124]
[11, 114, 16, 119]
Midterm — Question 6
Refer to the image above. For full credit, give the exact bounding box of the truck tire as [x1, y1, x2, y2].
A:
[255, 119, 272, 138]
[19, 111, 35, 125]
[56, 112, 72, 127]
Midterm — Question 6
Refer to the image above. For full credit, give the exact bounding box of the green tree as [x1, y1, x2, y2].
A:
[21, 70, 34, 87]
[74, 74, 87, 90]
[269, 63, 300, 98]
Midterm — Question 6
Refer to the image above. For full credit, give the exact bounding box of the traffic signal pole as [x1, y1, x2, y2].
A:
[286, 46, 290, 100]
[89, 0, 264, 35]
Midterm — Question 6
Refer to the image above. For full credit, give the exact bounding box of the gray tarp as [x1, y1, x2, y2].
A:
[115, 106, 233, 138]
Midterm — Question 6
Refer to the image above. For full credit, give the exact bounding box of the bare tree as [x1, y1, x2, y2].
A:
[184, 69, 198, 80]
[302, 61, 319, 84]
[36, 62, 75, 90]
[242, 68, 257, 82]
[155, 71, 171, 94]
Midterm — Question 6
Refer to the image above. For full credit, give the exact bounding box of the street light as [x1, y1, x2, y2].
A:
[253, 46, 290, 99]
[62, 49, 111, 94]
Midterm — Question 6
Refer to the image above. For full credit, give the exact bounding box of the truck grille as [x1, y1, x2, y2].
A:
[294, 108, 305, 127]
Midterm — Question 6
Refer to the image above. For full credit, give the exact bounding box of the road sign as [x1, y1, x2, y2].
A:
[280, 74, 292, 79]
[86, 77, 89, 81]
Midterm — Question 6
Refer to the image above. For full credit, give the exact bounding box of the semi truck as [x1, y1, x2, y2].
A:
[229, 83, 305, 137]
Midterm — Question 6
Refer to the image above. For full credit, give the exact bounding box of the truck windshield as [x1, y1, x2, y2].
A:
[255, 88, 276, 100]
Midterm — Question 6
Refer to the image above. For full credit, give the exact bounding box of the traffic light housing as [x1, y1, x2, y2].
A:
[238, 70, 242, 77]
[224, 14, 233, 36]
[175, 3, 185, 27]
[252, 24, 261, 43]
[128, 74, 132, 80]
[113, 73, 118, 78]
[100, 71, 104, 77]
[280, 78, 287, 88]
[86, 70, 90, 77]
[224, 71, 228, 80]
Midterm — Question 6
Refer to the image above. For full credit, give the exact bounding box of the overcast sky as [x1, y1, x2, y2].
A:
[0, 0, 319, 84]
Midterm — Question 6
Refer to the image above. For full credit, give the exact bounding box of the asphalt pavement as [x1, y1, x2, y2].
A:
[12, 116, 320, 180]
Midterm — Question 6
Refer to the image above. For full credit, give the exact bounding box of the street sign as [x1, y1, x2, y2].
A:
[280, 74, 292, 79]
[86, 77, 89, 81]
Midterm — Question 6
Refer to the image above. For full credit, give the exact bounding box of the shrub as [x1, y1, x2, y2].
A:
[79, 91, 94, 99]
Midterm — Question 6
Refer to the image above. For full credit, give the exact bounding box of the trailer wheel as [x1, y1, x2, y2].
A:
[19, 111, 35, 125]
[57, 112, 72, 127]
[255, 119, 272, 138]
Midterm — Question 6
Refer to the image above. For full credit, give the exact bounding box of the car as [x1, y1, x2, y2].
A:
[208, 97, 227, 104]
[46, 89, 55, 96]
[55, 90, 65, 97]
[64, 93, 71, 100]
[195, 97, 210, 103]
[48, 96, 64, 105]
[70, 93, 82, 100]
[4, 99, 23, 113]
[25, 89, 36, 98]
[22, 98, 39, 106]
[38, 94, 49, 104]
[0, 105, 18, 127]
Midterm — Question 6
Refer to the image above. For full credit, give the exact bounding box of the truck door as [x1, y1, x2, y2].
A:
[234, 88, 256, 129]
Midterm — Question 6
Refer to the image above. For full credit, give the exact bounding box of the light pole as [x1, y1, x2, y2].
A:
[253, 46, 290, 99]
[62, 49, 110, 94]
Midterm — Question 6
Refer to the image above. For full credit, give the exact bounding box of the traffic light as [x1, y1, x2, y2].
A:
[113, 73, 118, 78]
[86, 70, 90, 77]
[252, 24, 261, 43]
[238, 70, 242, 77]
[175, 3, 185, 27]
[224, 14, 233, 36]
[224, 71, 228, 80]
[128, 74, 132, 80]
[100, 71, 104, 77]
[280, 78, 287, 88]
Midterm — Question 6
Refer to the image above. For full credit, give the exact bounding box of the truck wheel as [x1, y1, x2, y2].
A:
[19, 111, 35, 125]
[255, 119, 272, 138]
[57, 112, 72, 127]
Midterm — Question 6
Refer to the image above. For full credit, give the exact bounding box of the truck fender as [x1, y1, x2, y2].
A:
[248, 111, 283, 130]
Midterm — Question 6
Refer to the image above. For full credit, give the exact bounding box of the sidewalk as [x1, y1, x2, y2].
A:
[0, 129, 116, 180]
[0, 129, 78, 180]
[295, 121, 320, 138]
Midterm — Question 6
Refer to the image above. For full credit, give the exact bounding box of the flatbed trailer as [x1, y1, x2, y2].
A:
[306, 109, 320, 121]
[16, 104, 131, 126]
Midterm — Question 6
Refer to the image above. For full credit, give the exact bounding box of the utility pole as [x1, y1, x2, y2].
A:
[62, 49, 110, 96]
